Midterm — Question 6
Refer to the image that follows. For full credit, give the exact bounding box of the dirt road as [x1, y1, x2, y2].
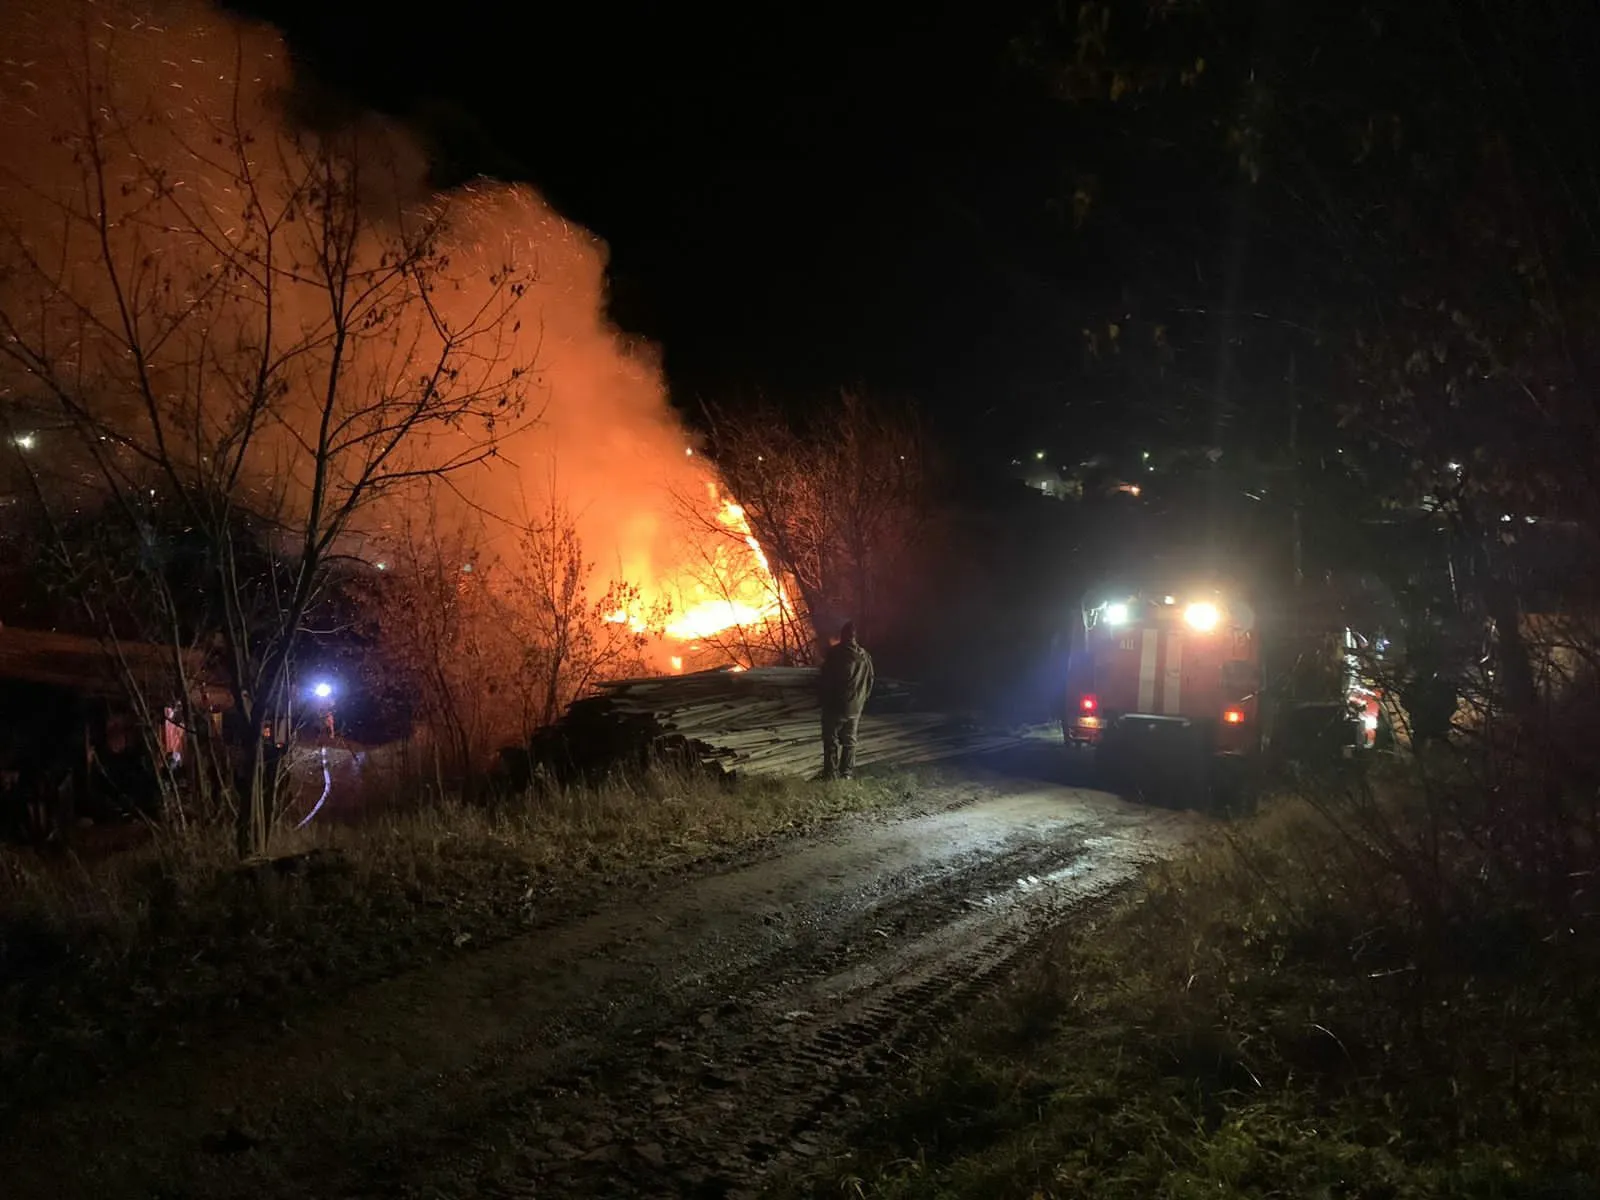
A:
[5, 754, 1201, 1199]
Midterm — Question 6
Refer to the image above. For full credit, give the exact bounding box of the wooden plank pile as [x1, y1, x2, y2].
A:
[527, 666, 1021, 782]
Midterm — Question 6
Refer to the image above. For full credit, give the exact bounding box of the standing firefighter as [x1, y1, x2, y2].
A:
[819, 621, 875, 780]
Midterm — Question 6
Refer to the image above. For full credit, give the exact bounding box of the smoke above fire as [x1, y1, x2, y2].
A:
[0, 0, 791, 669]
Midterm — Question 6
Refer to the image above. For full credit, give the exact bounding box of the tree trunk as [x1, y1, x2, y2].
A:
[235, 724, 268, 858]
[543, 641, 566, 730]
[853, 542, 872, 644]
[1481, 572, 1540, 724]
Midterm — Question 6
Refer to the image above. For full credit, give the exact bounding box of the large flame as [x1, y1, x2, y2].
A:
[663, 491, 789, 640]
[606, 482, 792, 666]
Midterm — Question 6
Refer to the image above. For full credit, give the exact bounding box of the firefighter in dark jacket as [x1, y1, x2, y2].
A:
[818, 621, 875, 780]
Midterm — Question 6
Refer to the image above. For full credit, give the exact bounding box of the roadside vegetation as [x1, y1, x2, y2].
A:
[0, 768, 919, 1122]
[813, 747, 1600, 1199]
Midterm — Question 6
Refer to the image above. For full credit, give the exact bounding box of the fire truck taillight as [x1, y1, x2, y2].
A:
[1222, 706, 1246, 725]
[1080, 695, 1098, 713]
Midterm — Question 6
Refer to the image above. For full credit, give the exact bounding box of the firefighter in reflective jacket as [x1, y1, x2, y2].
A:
[819, 621, 875, 780]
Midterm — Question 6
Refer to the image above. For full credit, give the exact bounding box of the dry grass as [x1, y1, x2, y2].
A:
[0, 767, 917, 1119]
[808, 771, 1600, 1200]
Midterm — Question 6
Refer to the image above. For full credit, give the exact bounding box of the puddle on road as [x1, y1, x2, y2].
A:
[966, 859, 1098, 908]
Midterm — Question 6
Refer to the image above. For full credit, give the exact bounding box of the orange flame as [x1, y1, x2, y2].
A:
[600, 483, 791, 661]
[663, 494, 788, 640]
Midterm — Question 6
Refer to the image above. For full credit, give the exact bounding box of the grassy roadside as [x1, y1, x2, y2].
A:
[0, 768, 921, 1119]
[805, 787, 1600, 1199]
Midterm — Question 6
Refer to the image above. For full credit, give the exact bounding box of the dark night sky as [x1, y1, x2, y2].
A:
[236, 0, 1101, 461]
[206, 0, 1600, 497]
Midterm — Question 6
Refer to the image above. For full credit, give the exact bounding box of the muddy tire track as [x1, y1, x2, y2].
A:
[364, 833, 1177, 1198]
[2, 774, 1199, 1200]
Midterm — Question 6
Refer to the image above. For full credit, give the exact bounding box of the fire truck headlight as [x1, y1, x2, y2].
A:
[1183, 601, 1221, 632]
[1104, 602, 1130, 626]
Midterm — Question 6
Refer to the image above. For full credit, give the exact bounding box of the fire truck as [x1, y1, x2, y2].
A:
[1064, 575, 1380, 804]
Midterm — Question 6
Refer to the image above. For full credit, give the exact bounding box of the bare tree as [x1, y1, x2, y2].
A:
[365, 496, 655, 797]
[664, 485, 812, 667]
[360, 515, 523, 800]
[701, 390, 933, 653]
[509, 497, 656, 728]
[0, 12, 538, 855]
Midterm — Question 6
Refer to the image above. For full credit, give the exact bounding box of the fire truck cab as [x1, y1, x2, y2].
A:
[1066, 575, 1382, 804]
[1066, 582, 1262, 773]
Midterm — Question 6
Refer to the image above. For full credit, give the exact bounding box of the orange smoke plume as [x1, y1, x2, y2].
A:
[0, 0, 794, 674]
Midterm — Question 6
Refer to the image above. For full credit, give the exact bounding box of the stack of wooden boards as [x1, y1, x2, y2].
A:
[527, 666, 1021, 781]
